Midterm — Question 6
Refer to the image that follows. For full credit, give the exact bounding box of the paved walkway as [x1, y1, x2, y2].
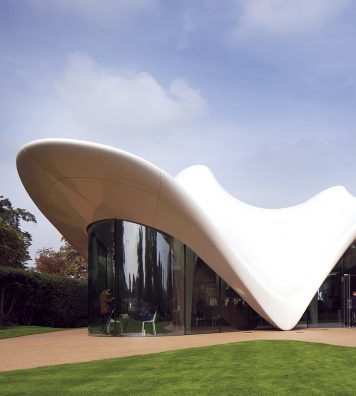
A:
[1, 327, 356, 372]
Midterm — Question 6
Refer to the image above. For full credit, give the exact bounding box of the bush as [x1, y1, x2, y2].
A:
[0, 266, 87, 327]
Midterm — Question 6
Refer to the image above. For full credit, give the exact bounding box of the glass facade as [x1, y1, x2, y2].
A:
[88, 219, 356, 336]
[89, 220, 185, 336]
[302, 243, 356, 328]
[88, 219, 265, 336]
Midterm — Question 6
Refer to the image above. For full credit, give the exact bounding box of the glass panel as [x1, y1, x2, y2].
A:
[184, 247, 196, 334]
[171, 239, 185, 333]
[304, 256, 345, 328]
[88, 220, 115, 335]
[343, 244, 356, 327]
[318, 265, 343, 327]
[88, 220, 185, 336]
[219, 280, 271, 330]
[344, 243, 356, 275]
[117, 222, 185, 336]
[220, 280, 250, 331]
[188, 257, 220, 334]
[352, 276, 356, 327]
[114, 221, 143, 335]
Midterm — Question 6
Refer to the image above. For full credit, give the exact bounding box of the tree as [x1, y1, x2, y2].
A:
[0, 266, 87, 327]
[35, 238, 87, 280]
[0, 195, 36, 268]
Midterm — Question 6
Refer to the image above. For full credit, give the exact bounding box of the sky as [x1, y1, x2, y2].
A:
[1, 0, 356, 264]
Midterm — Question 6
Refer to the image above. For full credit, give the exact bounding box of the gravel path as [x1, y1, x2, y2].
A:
[1, 327, 356, 372]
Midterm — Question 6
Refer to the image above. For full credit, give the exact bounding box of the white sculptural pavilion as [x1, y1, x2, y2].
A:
[17, 139, 356, 330]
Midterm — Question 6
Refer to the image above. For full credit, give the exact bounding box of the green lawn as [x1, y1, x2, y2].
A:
[1, 340, 356, 395]
[0, 326, 66, 339]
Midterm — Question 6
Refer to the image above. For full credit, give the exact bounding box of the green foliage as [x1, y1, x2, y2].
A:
[0, 195, 36, 268]
[1, 341, 356, 395]
[0, 325, 66, 339]
[0, 266, 87, 327]
[35, 238, 87, 280]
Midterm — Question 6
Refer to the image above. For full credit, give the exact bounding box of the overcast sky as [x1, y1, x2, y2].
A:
[1, 0, 356, 263]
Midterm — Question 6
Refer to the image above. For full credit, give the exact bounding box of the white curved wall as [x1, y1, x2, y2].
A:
[16, 139, 356, 330]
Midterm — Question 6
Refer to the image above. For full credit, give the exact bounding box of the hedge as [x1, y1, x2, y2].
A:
[0, 266, 87, 327]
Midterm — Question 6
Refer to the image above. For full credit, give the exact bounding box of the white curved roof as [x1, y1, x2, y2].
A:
[16, 139, 356, 330]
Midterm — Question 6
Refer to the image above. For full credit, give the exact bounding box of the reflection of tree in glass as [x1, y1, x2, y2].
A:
[154, 254, 164, 316]
[115, 221, 127, 313]
[136, 226, 144, 301]
[144, 228, 156, 303]
[131, 274, 136, 297]
[166, 249, 173, 317]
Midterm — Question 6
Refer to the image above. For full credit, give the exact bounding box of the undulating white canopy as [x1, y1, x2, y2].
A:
[16, 139, 356, 330]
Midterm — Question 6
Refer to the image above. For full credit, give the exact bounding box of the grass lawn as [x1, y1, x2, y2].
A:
[1, 340, 356, 395]
[0, 326, 67, 339]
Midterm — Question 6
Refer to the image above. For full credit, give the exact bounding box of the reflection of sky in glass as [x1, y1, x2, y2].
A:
[123, 222, 171, 292]
[157, 232, 170, 292]
[123, 222, 142, 289]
